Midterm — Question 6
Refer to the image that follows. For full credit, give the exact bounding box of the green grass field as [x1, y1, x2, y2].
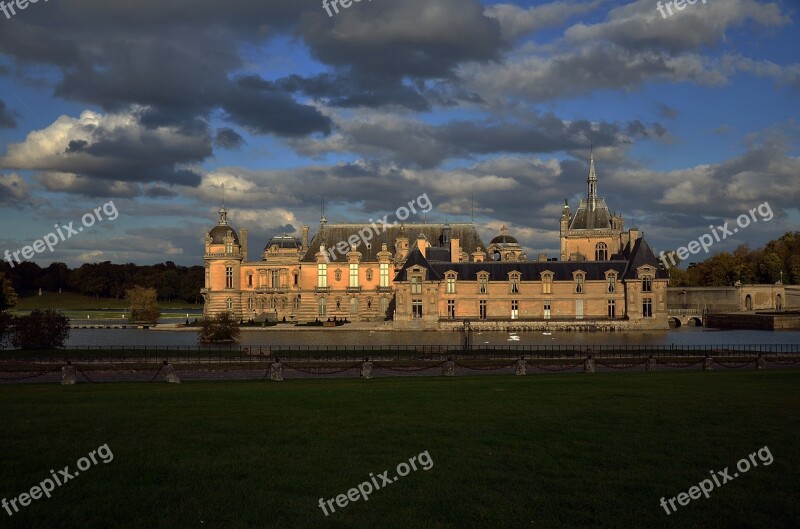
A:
[1, 371, 798, 529]
[13, 292, 201, 311]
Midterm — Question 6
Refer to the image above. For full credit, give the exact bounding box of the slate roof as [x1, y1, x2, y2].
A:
[301, 222, 485, 262]
[209, 225, 239, 244]
[568, 197, 612, 230]
[394, 237, 667, 282]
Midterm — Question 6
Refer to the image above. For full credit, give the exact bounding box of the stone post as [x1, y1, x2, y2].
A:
[583, 355, 595, 373]
[269, 361, 284, 381]
[645, 356, 657, 372]
[703, 356, 713, 371]
[361, 360, 374, 379]
[756, 355, 766, 370]
[162, 361, 181, 384]
[515, 358, 527, 376]
[442, 358, 455, 377]
[61, 362, 76, 385]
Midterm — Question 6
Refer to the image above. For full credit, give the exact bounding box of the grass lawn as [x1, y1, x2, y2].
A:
[13, 292, 202, 312]
[0, 371, 798, 529]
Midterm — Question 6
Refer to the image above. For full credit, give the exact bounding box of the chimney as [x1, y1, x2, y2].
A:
[240, 227, 248, 261]
[450, 237, 460, 263]
[416, 233, 428, 258]
[301, 225, 309, 249]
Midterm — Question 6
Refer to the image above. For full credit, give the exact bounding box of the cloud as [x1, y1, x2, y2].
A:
[0, 108, 210, 191]
[0, 173, 31, 205]
[214, 128, 246, 150]
[0, 99, 18, 128]
[485, 0, 606, 41]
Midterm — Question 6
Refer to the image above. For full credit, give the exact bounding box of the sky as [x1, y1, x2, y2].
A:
[0, 0, 798, 268]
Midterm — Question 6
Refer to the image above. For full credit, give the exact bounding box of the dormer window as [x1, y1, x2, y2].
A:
[477, 272, 489, 294]
[642, 275, 653, 293]
[445, 272, 457, 294]
[411, 275, 422, 295]
[541, 271, 553, 294]
[573, 272, 586, 294]
[509, 272, 520, 294]
[606, 272, 617, 294]
[226, 241, 233, 254]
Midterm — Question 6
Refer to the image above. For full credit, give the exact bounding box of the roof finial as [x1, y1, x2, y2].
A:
[320, 195, 327, 227]
[218, 183, 228, 225]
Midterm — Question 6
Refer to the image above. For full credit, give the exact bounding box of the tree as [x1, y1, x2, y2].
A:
[126, 286, 160, 323]
[0, 271, 17, 348]
[199, 313, 240, 343]
[11, 309, 70, 350]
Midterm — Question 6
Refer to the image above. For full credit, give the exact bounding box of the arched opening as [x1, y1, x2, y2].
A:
[776, 294, 783, 311]
[745, 294, 753, 311]
[689, 317, 703, 327]
[668, 317, 682, 328]
[595, 242, 608, 261]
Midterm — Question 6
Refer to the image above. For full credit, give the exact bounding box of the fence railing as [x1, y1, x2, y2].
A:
[1, 344, 798, 365]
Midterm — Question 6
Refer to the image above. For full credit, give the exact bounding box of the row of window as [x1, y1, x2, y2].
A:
[416, 298, 654, 319]
[317, 263, 390, 288]
[438, 274, 653, 295]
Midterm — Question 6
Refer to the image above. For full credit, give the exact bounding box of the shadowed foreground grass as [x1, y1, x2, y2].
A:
[1, 371, 798, 529]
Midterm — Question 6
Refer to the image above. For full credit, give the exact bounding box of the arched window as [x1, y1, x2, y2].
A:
[595, 242, 608, 261]
[318, 297, 327, 316]
[380, 297, 389, 316]
[350, 297, 358, 315]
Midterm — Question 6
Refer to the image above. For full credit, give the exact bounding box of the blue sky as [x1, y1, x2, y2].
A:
[0, 0, 798, 267]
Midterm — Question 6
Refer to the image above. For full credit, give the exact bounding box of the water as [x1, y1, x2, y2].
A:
[63, 327, 800, 348]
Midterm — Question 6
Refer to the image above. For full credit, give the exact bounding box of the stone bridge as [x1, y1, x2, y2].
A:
[667, 308, 705, 328]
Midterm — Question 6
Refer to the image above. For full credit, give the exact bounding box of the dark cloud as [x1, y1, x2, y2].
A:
[214, 128, 245, 150]
[0, 99, 17, 128]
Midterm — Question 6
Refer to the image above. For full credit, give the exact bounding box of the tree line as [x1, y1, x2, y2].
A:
[668, 231, 800, 287]
[0, 260, 204, 303]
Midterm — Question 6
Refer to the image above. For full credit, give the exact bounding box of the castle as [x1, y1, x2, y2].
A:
[202, 154, 669, 330]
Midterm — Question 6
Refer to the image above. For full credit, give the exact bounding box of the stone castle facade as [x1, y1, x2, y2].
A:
[202, 154, 669, 330]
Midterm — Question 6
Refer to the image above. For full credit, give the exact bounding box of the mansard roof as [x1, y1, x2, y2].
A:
[301, 222, 485, 262]
[394, 236, 667, 282]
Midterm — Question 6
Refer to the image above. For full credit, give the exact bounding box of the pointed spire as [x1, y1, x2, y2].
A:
[588, 144, 598, 211]
[320, 195, 327, 227]
[218, 182, 228, 225]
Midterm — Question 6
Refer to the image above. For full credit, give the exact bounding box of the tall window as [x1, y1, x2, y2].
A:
[294, 296, 300, 310]
[511, 300, 519, 320]
[478, 274, 488, 294]
[411, 276, 422, 294]
[479, 300, 487, 320]
[607, 275, 616, 294]
[608, 299, 616, 318]
[412, 300, 423, 319]
[447, 300, 456, 319]
[350, 297, 358, 315]
[642, 298, 653, 318]
[226, 298, 232, 310]
[318, 297, 327, 316]
[543, 302, 551, 320]
[446, 275, 456, 294]
[271, 270, 280, 288]
[595, 242, 608, 261]
[225, 266, 233, 289]
[542, 273, 552, 294]
[247, 274, 253, 287]
[380, 263, 390, 287]
[642, 276, 653, 292]
[510, 274, 520, 294]
[226, 241, 233, 254]
[575, 275, 584, 294]
[317, 263, 327, 288]
[350, 264, 359, 288]
[247, 298, 253, 310]
[293, 271, 299, 286]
